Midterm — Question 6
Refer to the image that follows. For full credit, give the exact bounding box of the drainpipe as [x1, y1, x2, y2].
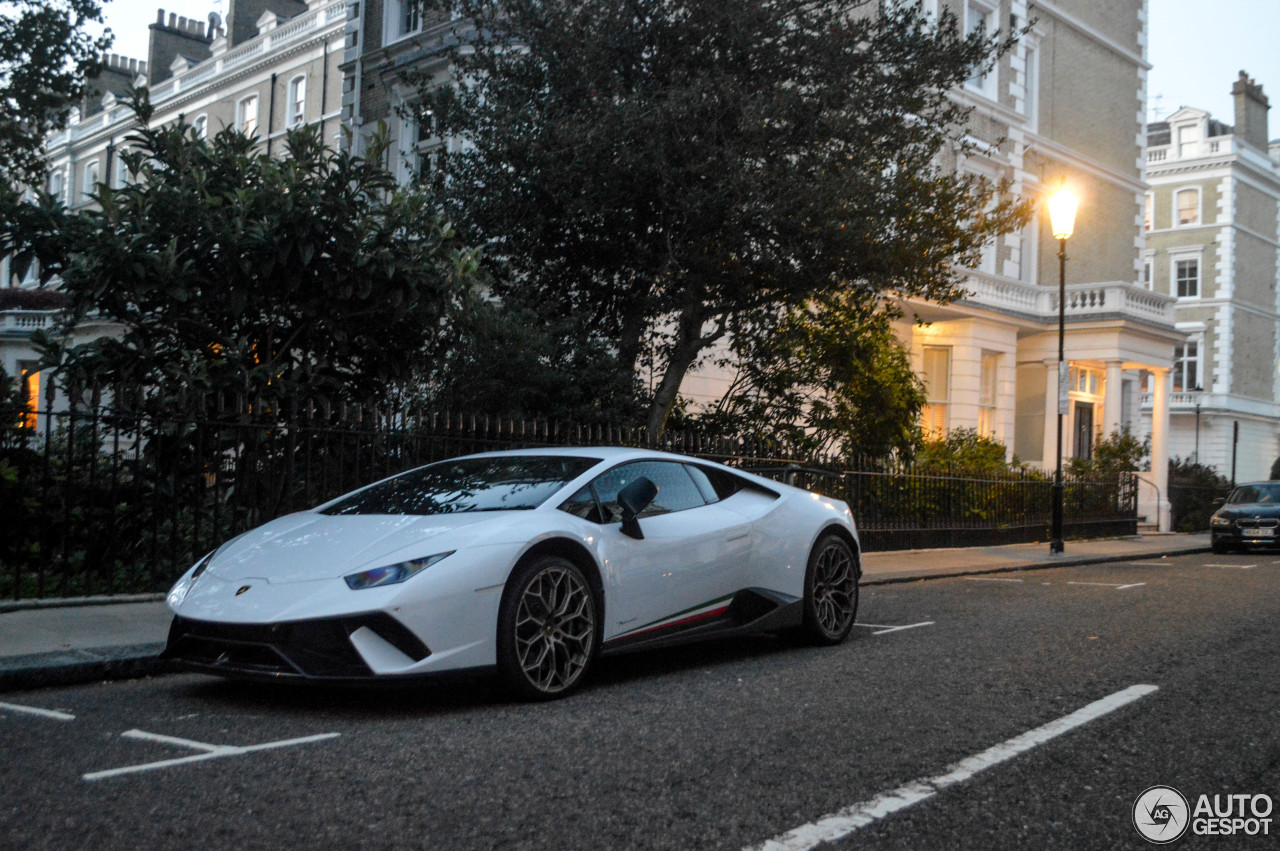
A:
[266, 72, 278, 155]
[319, 37, 328, 141]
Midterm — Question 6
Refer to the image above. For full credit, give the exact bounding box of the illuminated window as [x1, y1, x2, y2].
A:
[978, 352, 999, 436]
[921, 346, 951, 437]
[1144, 193, 1152, 230]
[20, 368, 40, 430]
[1176, 188, 1199, 226]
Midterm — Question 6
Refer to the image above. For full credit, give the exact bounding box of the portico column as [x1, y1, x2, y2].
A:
[1103, 360, 1124, 437]
[1150, 367, 1172, 532]
[1042, 359, 1060, 470]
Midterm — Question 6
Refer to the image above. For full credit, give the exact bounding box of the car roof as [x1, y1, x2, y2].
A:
[455, 446, 702, 463]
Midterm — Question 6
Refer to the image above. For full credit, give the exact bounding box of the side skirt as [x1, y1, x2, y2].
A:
[599, 588, 803, 657]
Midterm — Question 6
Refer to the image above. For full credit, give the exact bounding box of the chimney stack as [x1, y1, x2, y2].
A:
[1232, 70, 1270, 151]
[148, 8, 215, 86]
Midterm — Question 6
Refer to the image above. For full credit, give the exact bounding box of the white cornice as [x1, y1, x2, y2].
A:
[1024, 132, 1145, 194]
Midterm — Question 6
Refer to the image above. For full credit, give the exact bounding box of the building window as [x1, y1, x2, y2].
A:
[1173, 341, 1200, 392]
[1144, 193, 1153, 230]
[1175, 188, 1199, 226]
[193, 114, 208, 139]
[48, 170, 64, 203]
[1142, 257, 1153, 289]
[81, 159, 99, 203]
[19, 366, 40, 429]
[386, 0, 423, 41]
[921, 346, 951, 437]
[1174, 258, 1200, 298]
[113, 155, 131, 189]
[237, 95, 259, 136]
[1021, 46, 1038, 127]
[965, 2, 997, 99]
[1177, 124, 1198, 158]
[978, 352, 999, 436]
[287, 76, 307, 128]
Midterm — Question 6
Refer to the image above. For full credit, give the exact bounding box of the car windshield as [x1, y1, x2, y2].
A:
[1227, 484, 1280, 505]
[321, 456, 600, 516]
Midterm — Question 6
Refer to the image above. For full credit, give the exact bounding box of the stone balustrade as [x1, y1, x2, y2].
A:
[962, 277, 1177, 326]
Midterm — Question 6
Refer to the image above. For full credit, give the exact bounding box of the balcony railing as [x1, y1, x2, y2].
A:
[1146, 137, 1234, 164]
[962, 278, 1177, 325]
[0, 310, 58, 335]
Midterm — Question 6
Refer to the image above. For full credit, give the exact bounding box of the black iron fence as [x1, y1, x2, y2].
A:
[1, 405, 1137, 600]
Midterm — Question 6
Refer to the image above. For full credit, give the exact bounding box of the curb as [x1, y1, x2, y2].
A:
[861, 544, 1212, 586]
[0, 593, 167, 615]
[0, 644, 173, 693]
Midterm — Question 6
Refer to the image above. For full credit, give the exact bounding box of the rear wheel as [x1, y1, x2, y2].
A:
[497, 556, 598, 700]
[800, 533, 859, 645]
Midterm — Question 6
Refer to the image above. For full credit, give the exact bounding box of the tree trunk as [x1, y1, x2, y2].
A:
[644, 304, 715, 439]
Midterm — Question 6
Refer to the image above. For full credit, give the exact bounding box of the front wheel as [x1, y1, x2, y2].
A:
[800, 533, 859, 645]
[497, 556, 598, 700]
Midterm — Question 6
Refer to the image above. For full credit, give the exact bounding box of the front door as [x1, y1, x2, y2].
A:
[1074, 401, 1094, 460]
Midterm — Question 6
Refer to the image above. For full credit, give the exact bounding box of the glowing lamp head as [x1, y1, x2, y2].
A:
[1048, 187, 1078, 240]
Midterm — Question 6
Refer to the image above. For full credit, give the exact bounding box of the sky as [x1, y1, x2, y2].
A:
[94, 0, 1280, 128]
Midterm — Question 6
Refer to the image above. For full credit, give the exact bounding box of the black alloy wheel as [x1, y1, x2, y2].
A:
[801, 533, 859, 645]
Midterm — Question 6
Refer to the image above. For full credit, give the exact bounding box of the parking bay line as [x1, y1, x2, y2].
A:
[749, 684, 1159, 851]
[1066, 581, 1146, 590]
[853, 622, 934, 635]
[963, 577, 1023, 583]
[1205, 563, 1256, 569]
[83, 729, 341, 782]
[0, 701, 75, 721]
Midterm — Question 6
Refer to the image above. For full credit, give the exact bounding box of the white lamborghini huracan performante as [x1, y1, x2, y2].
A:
[164, 447, 861, 699]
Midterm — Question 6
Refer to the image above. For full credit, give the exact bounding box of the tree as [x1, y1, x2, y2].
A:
[1067, 428, 1149, 477]
[417, 0, 1032, 436]
[690, 291, 925, 457]
[1, 0, 112, 186]
[1, 95, 478, 417]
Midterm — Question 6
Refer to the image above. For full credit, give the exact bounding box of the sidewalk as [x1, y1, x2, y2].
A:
[0, 532, 1210, 691]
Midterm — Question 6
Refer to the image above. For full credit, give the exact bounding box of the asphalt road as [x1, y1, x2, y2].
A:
[1, 551, 1278, 850]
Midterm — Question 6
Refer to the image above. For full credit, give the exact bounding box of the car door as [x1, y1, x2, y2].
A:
[581, 460, 753, 641]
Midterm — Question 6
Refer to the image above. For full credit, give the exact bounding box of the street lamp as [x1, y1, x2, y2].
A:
[1048, 186, 1078, 555]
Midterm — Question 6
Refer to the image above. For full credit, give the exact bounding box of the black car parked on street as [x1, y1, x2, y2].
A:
[1210, 481, 1280, 553]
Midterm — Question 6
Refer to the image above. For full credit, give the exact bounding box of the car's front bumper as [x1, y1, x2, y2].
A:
[164, 612, 430, 681]
[1211, 527, 1280, 549]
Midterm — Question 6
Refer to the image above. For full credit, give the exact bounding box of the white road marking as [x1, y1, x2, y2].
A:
[749, 684, 1160, 851]
[83, 730, 341, 781]
[963, 577, 1023, 583]
[1126, 562, 1169, 566]
[1205, 563, 1256, 569]
[854, 622, 935, 635]
[0, 701, 75, 721]
[122, 729, 222, 752]
[1066, 581, 1145, 590]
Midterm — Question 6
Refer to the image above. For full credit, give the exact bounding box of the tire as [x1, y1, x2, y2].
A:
[800, 533, 859, 646]
[497, 555, 599, 700]
[1211, 539, 1231, 555]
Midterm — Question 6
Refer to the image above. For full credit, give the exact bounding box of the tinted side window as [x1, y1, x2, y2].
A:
[690, 464, 746, 500]
[592, 461, 707, 520]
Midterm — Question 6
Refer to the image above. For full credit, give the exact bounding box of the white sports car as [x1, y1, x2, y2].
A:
[164, 447, 861, 699]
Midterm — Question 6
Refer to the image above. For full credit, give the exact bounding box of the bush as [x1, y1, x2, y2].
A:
[1169, 457, 1232, 532]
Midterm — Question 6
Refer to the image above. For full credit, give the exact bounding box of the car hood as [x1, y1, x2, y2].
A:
[205, 511, 515, 584]
[1217, 504, 1280, 520]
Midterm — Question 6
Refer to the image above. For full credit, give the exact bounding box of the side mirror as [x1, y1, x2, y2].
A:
[617, 477, 658, 539]
[1212, 497, 1226, 508]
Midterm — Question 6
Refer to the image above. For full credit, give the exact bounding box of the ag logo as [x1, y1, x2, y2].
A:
[1133, 785, 1190, 844]
[235, 585, 251, 596]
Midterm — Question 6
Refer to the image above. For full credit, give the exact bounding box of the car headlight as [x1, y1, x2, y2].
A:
[1211, 516, 1234, 528]
[344, 551, 454, 590]
[167, 550, 216, 607]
